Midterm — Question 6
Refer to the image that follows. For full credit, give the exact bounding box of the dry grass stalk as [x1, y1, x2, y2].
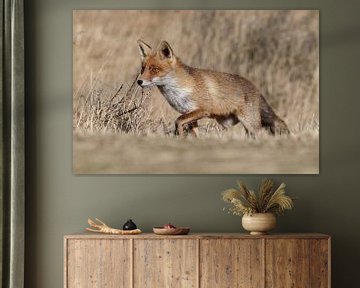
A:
[222, 179, 295, 216]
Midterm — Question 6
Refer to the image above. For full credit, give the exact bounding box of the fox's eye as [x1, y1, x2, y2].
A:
[149, 66, 160, 73]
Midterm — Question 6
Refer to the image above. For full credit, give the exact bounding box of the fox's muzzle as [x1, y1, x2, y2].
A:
[136, 79, 154, 88]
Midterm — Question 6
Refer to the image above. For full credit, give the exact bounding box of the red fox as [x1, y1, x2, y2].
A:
[137, 40, 289, 137]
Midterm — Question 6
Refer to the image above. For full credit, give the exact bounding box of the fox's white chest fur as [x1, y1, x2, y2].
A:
[155, 76, 195, 114]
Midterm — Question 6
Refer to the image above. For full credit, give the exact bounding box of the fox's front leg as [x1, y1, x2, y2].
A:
[175, 110, 209, 136]
[188, 121, 199, 137]
[180, 121, 199, 137]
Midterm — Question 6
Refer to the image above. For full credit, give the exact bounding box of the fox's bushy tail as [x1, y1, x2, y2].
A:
[260, 95, 290, 135]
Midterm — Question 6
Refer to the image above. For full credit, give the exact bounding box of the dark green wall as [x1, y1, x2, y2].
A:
[25, 0, 360, 287]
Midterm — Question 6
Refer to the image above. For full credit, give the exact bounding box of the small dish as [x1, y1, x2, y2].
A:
[153, 227, 190, 235]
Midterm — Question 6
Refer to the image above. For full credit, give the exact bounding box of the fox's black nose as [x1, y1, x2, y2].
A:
[137, 80, 143, 86]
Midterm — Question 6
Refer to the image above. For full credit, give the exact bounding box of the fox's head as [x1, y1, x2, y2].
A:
[137, 40, 177, 88]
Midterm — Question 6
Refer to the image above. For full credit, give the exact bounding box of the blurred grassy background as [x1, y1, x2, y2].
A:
[72, 10, 319, 173]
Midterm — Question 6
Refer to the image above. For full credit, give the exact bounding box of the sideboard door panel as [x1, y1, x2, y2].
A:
[134, 239, 198, 288]
[265, 239, 310, 287]
[310, 239, 330, 288]
[200, 239, 264, 288]
[66, 239, 131, 288]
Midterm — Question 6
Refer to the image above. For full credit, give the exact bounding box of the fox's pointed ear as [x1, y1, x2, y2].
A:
[158, 41, 174, 60]
[137, 39, 152, 60]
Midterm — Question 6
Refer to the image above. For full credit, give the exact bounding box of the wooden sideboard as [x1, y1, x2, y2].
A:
[64, 233, 330, 288]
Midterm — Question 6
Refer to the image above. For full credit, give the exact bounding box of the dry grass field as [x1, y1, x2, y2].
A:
[73, 10, 319, 174]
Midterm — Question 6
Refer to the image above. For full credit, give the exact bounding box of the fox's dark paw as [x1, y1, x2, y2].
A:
[183, 125, 191, 135]
[173, 124, 198, 137]
[174, 127, 187, 136]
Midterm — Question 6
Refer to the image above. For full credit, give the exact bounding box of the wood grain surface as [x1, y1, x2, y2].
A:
[65, 233, 330, 240]
[200, 239, 264, 287]
[309, 239, 330, 288]
[66, 239, 131, 288]
[64, 234, 330, 288]
[133, 239, 198, 288]
[265, 239, 310, 287]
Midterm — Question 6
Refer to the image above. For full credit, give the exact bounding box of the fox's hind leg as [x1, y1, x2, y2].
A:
[237, 111, 262, 137]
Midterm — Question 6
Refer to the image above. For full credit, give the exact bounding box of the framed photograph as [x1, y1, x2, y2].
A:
[73, 10, 319, 174]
